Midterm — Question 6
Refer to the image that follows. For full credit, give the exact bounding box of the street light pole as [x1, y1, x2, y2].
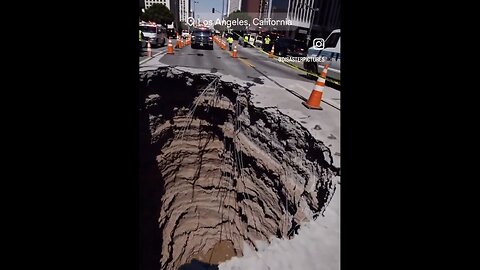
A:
[222, 0, 225, 20]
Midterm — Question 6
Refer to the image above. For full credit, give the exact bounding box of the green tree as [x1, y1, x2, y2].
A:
[178, 21, 187, 32]
[141, 3, 174, 26]
[226, 10, 253, 31]
[214, 24, 226, 32]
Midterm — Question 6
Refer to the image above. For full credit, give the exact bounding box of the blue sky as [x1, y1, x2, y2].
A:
[193, 0, 226, 22]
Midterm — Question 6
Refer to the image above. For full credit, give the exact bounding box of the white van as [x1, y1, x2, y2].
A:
[303, 29, 341, 81]
[139, 22, 166, 47]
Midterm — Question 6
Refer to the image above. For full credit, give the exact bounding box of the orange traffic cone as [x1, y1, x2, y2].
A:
[269, 45, 274, 58]
[232, 45, 238, 58]
[147, 40, 152, 57]
[302, 64, 330, 110]
[167, 39, 174, 54]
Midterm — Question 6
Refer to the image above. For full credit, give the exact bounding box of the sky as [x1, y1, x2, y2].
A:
[192, 0, 226, 22]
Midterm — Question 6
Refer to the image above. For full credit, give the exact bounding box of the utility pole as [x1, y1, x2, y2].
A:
[193, 1, 199, 22]
[298, 1, 319, 47]
[222, 0, 225, 20]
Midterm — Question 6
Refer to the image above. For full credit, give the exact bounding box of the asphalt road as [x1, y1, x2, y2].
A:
[156, 40, 315, 85]
[140, 37, 341, 168]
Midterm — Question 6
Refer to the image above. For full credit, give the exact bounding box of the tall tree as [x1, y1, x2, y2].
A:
[141, 3, 174, 26]
[226, 10, 253, 31]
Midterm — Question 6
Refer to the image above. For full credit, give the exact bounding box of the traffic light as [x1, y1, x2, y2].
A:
[212, 8, 215, 13]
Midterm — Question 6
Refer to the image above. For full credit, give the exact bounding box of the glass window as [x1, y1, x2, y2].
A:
[325, 33, 340, 48]
[140, 26, 157, 33]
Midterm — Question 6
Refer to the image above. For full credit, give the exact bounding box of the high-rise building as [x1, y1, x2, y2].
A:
[178, 0, 189, 22]
[286, 0, 314, 29]
[227, 0, 242, 15]
[169, 0, 180, 28]
[241, 0, 261, 15]
[261, 0, 339, 43]
[265, 0, 289, 21]
[143, 0, 170, 9]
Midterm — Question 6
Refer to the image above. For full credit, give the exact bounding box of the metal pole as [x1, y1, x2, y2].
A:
[300, 1, 318, 48]
[307, 8, 313, 47]
[193, 1, 199, 24]
[222, 0, 225, 20]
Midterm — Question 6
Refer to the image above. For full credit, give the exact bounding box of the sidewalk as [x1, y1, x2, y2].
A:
[139, 50, 168, 72]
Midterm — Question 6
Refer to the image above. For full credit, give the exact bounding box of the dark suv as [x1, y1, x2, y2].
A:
[191, 27, 213, 50]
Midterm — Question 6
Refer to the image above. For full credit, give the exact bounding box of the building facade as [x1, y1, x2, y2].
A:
[179, 0, 189, 22]
[241, 0, 261, 16]
[227, 0, 242, 15]
[260, 0, 339, 44]
[143, 0, 170, 9]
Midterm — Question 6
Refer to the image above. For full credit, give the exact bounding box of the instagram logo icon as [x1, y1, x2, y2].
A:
[313, 38, 325, 49]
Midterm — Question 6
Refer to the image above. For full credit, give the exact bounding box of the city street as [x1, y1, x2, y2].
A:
[139, 36, 340, 270]
[140, 37, 340, 168]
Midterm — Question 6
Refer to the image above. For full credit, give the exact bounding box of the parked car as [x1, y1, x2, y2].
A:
[303, 29, 341, 81]
[273, 38, 307, 56]
[191, 27, 213, 50]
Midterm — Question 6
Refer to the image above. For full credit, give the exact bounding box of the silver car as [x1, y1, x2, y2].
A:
[304, 29, 341, 81]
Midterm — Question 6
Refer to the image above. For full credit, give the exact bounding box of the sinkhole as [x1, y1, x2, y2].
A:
[139, 67, 339, 270]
